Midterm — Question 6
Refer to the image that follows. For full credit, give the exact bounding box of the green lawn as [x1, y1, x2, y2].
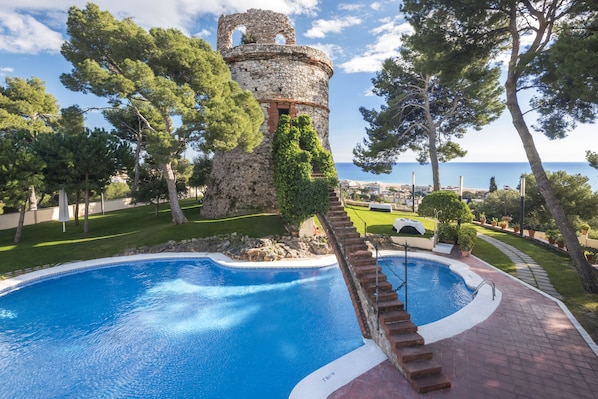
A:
[2, 201, 597, 344]
[344, 205, 435, 237]
[0, 199, 286, 274]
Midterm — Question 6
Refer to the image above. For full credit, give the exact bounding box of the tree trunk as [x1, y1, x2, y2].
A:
[424, 76, 441, 191]
[163, 162, 188, 224]
[14, 203, 26, 243]
[428, 131, 441, 191]
[74, 191, 80, 226]
[131, 140, 142, 200]
[84, 173, 90, 234]
[505, 72, 598, 293]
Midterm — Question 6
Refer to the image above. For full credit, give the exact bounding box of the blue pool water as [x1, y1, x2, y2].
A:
[0, 256, 473, 398]
[0, 259, 363, 399]
[378, 256, 473, 325]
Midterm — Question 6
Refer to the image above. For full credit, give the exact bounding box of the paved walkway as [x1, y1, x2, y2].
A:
[477, 233, 562, 299]
[329, 245, 598, 399]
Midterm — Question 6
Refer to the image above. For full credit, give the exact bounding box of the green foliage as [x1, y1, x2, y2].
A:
[521, 171, 598, 227]
[438, 223, 459, 243]
[188, 154, 213, 188]
[458, 224, 478, 251]
[353, 32, 503, 189]
[477, 189, 521, 223]
[103, 182, 130, 199]
[489, 176, 497, 192]
[0, 76, 59, 135]
[418, 190, 473, 224]
[0, 199, 287, 273]
[133, 160, 187, 215]
[272, 114, 336, 227]
[60, 3, 263, 224]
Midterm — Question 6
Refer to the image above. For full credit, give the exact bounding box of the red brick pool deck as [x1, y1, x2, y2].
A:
[328, 250, 598, 399]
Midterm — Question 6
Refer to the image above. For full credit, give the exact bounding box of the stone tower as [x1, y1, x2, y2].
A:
[201, 9, 334, 219]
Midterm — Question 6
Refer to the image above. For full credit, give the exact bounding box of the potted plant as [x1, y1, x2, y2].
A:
[555, 234, 566, 249]
[545, 229, 559, 245]
[525, 212, 540, 238]
[499, 220, 508, 229]
[491, 217, 498, 227]
[458, 224, 478, 257]
[585, 247, 597, 264]
[479, 213, 486, 225]
[581, 223, 590, 236]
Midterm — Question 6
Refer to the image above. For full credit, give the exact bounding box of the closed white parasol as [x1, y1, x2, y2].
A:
[58, 188, 69, 232]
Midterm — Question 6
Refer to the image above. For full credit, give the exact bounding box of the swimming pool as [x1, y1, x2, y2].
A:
[0, 257, 363, 398]
[378, 256, 473, 325]
[0, 252, 498, 398]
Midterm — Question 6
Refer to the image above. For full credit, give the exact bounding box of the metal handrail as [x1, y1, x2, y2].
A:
[473, 279, 496, 300]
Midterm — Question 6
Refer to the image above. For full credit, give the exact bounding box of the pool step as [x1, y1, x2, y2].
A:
[318, 189, 451, 394]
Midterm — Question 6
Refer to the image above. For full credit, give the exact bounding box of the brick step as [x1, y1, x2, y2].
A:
[344, 243, 368, 253]
[410, 373, 452, 394]
[336, 230, 360, 239]
[363, 280, 393, 293]
[389, 331, 424, 348]
[328, 210, 347, 218]
[382, 319, 418, 335]
[376, 298, 405, 313]
[350, 256, 377, 267]
[395, 345, 433, 362]
[329, 220, 354, 229]
[402, 359, 442, 379]
[352, 263, 380, 274]
[348, 249, 373, 259]
[356, 271, 385, 284]
[327, 215, 352, 223]
[379, 309, 411, 323]
[370, 290, 398, 303]
[342, 236, 366, 245]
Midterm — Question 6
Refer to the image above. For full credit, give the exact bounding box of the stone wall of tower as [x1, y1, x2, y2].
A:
[202, 9, 333, 219]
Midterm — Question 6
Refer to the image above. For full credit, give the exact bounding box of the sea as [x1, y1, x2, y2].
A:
[335, 162, 598, 191]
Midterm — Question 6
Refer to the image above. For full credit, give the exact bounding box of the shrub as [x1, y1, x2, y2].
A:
[438, 223, 459, 243]
[458, 224, 478, 251]
[418, 190, 473, 224]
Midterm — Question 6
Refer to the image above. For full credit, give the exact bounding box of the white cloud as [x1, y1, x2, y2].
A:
[338, 4, 363, 12]
[339, 18, 412, 73]
[0, 12, 63, 54]
[309, 42, 344, 60]
[370, 2, 382, 11]
[193, 29, 212, 38]
[304, 16, 362, 38]
[0, 0, 321, 55]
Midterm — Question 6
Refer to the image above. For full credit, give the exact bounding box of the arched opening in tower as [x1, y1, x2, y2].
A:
[231, 26, 247, 47]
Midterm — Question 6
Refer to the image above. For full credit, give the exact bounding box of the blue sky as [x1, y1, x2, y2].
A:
[0, 0, 594, 163]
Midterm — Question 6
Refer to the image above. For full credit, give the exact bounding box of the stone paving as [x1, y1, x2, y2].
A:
[328, 247, 598, 399]
[477, 233, 563, 299]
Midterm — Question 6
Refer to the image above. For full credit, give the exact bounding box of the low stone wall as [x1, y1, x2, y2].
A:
[0, 198, 143, 231]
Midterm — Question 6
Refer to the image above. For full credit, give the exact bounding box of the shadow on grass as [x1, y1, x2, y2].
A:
[0, 200, 286, 273]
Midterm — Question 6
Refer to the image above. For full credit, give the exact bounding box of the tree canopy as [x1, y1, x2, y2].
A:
[0, 77, 60, 243]
[354, 33, 504, 190]
[401, 0, 598, 292]
[417, 190, 473, 224]
[60, 3, 263, 224]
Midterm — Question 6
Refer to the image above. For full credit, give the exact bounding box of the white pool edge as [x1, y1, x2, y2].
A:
[0, 251, 501, 399]
[378, 250, 503, 344]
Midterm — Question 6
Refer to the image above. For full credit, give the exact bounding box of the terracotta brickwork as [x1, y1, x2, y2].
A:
[202, 9, 334, 219]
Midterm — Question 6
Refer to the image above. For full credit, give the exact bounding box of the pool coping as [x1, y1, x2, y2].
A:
[289, 250, 501, 399]
[0, 251, 500, 399]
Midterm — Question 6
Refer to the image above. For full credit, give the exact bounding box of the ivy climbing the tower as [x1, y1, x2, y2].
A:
[272, 114, 337, 228]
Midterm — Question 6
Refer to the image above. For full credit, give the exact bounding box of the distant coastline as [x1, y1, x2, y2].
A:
[335, 162, 598, 191]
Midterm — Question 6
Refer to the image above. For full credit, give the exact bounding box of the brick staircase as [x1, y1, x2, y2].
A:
[318, 189, 451, 394]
